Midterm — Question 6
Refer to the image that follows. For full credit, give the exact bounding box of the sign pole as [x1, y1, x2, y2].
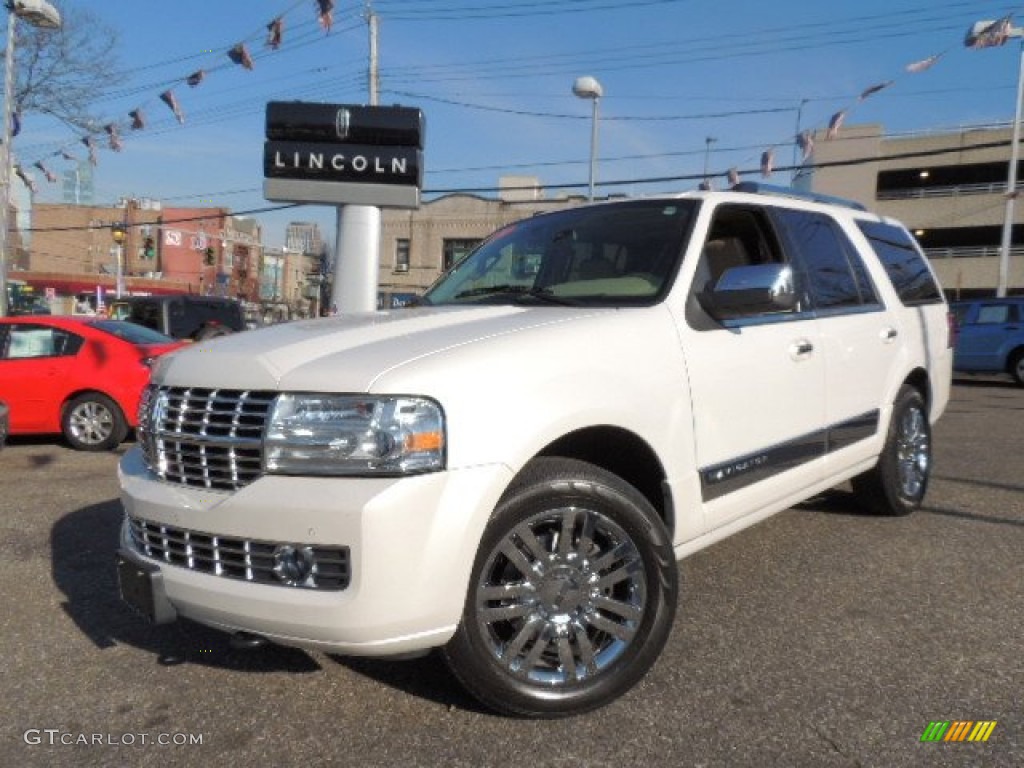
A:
[331, 204, 380, 313]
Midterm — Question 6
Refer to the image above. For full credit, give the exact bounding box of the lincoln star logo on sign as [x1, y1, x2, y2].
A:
[263, 101, 424, 209]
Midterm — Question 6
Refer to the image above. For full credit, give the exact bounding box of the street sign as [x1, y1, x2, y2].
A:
[263, 102, 424, 209]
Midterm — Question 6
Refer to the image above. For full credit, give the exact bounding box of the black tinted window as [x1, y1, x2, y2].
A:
[857, 221, 943, 305]
[777, 210, 878, 310]
[91, 319, 175, 344]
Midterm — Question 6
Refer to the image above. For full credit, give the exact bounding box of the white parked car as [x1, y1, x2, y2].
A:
[117, 184, 953, 717]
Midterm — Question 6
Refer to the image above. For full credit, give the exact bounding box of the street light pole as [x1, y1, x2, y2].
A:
[997, 41, 1024, 298]
[967, 18, 1024, 298]
[0, 0, 61, 317]
[573, 76, 603, 202]
[111, 222, 126, 298]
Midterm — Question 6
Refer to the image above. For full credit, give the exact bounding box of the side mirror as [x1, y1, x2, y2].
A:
[698, 263, 797, 321]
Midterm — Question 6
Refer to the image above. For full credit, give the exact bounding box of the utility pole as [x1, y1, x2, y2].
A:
[367, 2, 379, 107]
[331, 1, 382, 314]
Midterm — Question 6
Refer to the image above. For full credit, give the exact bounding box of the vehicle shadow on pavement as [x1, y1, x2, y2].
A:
[50, 499, 321, 675]
[328, 653, 489, 714]
[793, 488, 875, 517]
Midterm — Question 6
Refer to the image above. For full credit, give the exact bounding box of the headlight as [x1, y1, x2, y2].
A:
[264, 394, 445, 476]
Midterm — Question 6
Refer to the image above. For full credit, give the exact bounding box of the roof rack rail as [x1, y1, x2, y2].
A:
[730, 181, 866, 211]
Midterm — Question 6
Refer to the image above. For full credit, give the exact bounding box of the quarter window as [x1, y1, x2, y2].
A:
[976, 304, 1015, 324]
[856, 220, 943, 305]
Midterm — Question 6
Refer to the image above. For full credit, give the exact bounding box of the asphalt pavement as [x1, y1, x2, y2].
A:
[0, 377, 1020, 767]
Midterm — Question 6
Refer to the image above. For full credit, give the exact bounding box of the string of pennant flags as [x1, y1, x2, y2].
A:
[9, 11, 1020, 195]
[12, 0, 338, 191]
[711, 15, 1018, 187]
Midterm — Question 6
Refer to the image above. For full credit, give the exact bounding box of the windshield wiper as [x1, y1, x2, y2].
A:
[453, 285, 581, 306]
[454, 284, 527, 298]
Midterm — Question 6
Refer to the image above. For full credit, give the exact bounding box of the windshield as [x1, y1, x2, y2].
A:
[90, 319, 176, 345]
[423, 199, 696, 306]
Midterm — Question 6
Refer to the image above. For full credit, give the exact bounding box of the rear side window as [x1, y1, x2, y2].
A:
[775, 209, 879, 311]
[856, 221, 943, 305]
[976, 303, 1018, 324]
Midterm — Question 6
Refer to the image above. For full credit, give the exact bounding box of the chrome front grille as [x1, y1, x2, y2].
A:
[127, 516, 350, 591]
[140, 386, 277, 491]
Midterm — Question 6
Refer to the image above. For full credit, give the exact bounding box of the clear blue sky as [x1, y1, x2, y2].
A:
[14, 0, 1024, 247]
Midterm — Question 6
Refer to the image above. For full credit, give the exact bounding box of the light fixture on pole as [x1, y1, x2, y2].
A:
[0, 0, 61, 317]
[966, 17, 1024, 298]
[572, 76, 603, 202]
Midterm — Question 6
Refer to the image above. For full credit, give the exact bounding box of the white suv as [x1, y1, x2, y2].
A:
[117, 184, 953, 717]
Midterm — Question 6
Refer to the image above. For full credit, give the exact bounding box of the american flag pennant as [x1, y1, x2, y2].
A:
[160, 89, 185, 124]
[186, 70, 205, 88]
[906, 53, 943, 74]
[727, 167, 740, 187]
[33, 160, 57, 183]
[796, 130, 814, 161]
[969, 16, 1013, 49]
[105, 123, 123, 152]
[14, 165, 37, 193]
[858, 80, 894, 101]
[267, 18, 284, 49]
[82, 136, 98, 166]
[129, 109, 145, 130]
[826, 110, 846, 140]
[760, 148, 774, 178]
[228, 43, 254, 70]
[317, 0, 335, 31]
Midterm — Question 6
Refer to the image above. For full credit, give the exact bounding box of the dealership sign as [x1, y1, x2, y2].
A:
[263, 102, 424, 209]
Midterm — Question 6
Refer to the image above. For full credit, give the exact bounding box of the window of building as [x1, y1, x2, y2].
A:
[876, 160, 1023, 199]
[443, 239, 482, 271]
[395, 239, 410, 272]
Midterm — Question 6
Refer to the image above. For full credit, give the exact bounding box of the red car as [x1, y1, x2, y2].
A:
[0, 316, 186, 450]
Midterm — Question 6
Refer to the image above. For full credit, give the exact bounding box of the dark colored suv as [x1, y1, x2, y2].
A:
[951, 297, 1024, 386]
[109, 295, 246, 341]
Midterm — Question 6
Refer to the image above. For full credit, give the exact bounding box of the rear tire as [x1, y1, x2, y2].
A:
[62, 393, 127, 451]
[442, 457, 677, 718]
[852, 385, 931, 516]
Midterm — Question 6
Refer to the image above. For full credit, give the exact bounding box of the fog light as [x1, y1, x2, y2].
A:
[272, 545, 316, 586]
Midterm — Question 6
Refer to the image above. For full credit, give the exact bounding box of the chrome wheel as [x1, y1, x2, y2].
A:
[475, 506, 647, 685]
[62, 393, 127, 451]
[444, 457, 677, 717]
[895, 403, 929, 498]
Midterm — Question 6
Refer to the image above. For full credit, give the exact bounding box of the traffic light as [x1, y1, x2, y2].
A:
[111, 223, 127, 244]
[204, 246, 215, 265]
[143, 236, 155, 259]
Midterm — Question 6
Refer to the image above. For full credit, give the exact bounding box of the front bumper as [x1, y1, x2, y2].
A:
[117, 447, 512, 656]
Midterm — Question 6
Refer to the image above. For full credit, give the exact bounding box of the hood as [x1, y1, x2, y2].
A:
[153, 305, 602, 391]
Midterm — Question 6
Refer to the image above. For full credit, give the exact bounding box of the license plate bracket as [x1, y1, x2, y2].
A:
[117, 550, 177, 624]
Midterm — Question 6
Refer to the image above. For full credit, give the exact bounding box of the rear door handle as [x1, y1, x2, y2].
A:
[881, 327, 899, 342]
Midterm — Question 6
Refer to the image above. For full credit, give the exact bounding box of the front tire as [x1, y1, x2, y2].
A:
[852, 385, 931, 516]
[62, 393, 127, 451]
[443, 457, 677, 718]
[1010, 349, 1024, 386]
